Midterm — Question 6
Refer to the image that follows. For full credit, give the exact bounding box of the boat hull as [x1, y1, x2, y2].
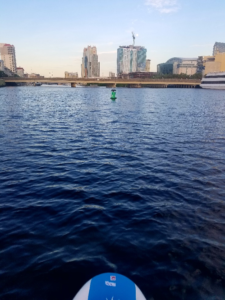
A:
[200, 72, 225, 90]
[200, 84, 225, 89]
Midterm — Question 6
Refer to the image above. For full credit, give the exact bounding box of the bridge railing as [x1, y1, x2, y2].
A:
[3, 77, 201, 83]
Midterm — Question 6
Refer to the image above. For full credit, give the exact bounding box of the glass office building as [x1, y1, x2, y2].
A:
[213, 42, 225, 55]
[157, 63, 173, 74]
[137, 47, 147, 72]
[117, 46, 147, 75]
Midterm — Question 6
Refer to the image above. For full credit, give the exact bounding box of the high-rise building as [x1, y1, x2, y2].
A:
[145, 59, 151, 72]
[117, 45, 147, 75]
[0, 44, 17, 73]
[213, 42, 225, 55]
[137, 47, 147, 71]
[81, 46, 100, 78]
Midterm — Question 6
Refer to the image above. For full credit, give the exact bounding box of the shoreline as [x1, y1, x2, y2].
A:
[0, 79, 6, 88]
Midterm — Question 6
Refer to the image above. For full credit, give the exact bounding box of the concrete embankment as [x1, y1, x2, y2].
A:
[0, 79, 6, 87]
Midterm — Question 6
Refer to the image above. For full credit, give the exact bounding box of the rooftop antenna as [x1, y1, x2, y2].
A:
[132, 32, 135, 46]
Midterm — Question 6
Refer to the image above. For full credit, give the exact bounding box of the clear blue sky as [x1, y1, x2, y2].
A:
[1, 0, 225, 77]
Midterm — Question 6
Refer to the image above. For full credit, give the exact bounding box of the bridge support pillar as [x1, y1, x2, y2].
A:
[71, 83, 76, 88]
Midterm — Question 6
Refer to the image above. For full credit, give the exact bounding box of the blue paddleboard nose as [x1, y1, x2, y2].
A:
[73, 273, 146, 300]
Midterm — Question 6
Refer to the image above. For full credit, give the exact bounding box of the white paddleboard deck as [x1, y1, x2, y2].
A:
[73, 273, 146, 300]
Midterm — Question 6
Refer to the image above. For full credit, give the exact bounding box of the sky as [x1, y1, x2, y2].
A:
[1, 0, 225, 77]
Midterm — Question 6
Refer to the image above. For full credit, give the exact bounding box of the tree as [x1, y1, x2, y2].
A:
[0, 71, 8, 77]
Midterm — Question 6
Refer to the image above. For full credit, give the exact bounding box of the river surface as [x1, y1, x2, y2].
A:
[0, 86, 225, 300]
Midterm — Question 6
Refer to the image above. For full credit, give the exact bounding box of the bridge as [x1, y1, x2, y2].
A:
[3, 77, 201, 88]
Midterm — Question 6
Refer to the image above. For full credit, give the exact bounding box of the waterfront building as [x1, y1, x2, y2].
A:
[27, 73, 44, 78]
[117, 45, 147, 75]
[109, 72, 115, 78]
[157, 62, 173, 75]
[81, 46, 100, 78]
[213, 42, 225, 55]
[203, 52, 225, 75]
[145, 59, 151, 72]
[16, 67, 24, 77]
[65, 71, 78, 78]
[173, 58, 197, 75]
[157, 57, 197, 75]
[197, 56, 204, 74]
[0, 60, 4, 71]
[0, 44, 17, 73]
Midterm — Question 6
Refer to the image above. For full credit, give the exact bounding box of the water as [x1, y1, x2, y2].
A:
[0, 86, 225, 300]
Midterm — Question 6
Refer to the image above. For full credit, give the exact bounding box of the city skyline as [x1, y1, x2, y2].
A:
[1, 0, 225, 77]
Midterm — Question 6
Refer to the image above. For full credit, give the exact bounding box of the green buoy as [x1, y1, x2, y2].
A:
[111, 89, 117, 100]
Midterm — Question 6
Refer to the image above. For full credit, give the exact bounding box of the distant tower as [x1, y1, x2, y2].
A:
[117, 33, 147, 75]
[117, 46, 147, 75]
[132, 32, 135, 46]
[81, 46, 100, 78]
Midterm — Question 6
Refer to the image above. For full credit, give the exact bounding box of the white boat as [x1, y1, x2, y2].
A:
[76, 84, 86, 88]
[200, 72, 225, 89]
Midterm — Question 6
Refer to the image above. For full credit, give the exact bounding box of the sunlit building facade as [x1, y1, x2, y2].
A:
[81, 46, 100, 78]
[65, 71, 78, 78]
[202, 52, 225, 75]
[0, 44, 17, 73]
[16, 67, 24, 77]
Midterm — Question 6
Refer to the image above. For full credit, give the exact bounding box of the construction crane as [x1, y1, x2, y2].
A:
[132, 32, 135, 46]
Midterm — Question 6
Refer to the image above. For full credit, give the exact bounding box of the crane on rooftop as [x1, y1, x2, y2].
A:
[132, 32, 135, 46]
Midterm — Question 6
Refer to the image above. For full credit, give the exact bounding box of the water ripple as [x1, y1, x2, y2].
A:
[0, 87, 225, 300]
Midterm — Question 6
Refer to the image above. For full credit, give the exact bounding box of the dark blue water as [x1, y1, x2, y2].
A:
[0, 86, 225, 300]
